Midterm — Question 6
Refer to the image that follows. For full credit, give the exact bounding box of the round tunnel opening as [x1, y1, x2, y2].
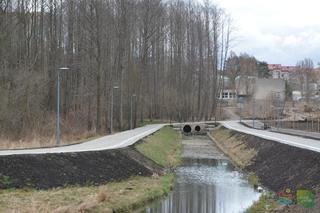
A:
[195, 125, 201, 132]
[183, 125, 192, 133]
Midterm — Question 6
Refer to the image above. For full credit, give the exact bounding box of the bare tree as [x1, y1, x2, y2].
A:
[0, 0, 234, 141]
[296, 58, 314, 103]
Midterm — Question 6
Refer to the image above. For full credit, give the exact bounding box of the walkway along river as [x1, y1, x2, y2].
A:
[142, 135, 261, 213]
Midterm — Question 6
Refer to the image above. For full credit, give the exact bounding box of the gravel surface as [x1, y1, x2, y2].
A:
[181, 135, 227, 160]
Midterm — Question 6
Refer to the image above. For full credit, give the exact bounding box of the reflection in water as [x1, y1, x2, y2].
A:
[144, 160, 261, 213]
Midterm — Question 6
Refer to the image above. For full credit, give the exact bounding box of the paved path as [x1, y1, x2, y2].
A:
[3, 120, 320, 156]
[241, 119, 320, 140]
[270, 127, 320, 140]
[241, 120, 266, 129]
[223, 107, 240, 120]
[220, 120, 320, 153]
[0, 124, 165, 156]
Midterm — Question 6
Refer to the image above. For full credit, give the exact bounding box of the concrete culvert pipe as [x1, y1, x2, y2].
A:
[183, 125, 192, 133]
[195, 125, 201, 132]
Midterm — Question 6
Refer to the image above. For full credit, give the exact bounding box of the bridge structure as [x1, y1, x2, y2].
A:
[172, 122, 217, 135]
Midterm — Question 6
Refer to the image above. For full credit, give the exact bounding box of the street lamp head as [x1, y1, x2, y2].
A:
[113, 86, 119, 89]
[59, 67, 70, 70]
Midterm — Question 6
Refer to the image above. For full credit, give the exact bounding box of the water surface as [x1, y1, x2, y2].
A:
[143, 160, 260, 213]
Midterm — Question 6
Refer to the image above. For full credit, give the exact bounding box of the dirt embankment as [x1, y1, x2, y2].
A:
[210, 127, 320, 203]
[0, 147, 161, 189]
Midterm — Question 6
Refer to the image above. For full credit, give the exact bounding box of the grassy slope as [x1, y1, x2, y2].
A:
[209, 127, 257, 169]
[0, 126, 181, 212]
[245, 192, 279, 213]
[0, 175, 173, 212]
[135, 126, 182, 168]
[137, 119, 170, 127]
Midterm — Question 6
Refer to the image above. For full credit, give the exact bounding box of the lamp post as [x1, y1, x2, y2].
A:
[277, 91, 281, 130]
[110, 85, 119, 134]
[252, 98, 255, 128]
[56, 67, 70, 146]
[271, 90, 282, 130]
[236, 64, 241, 123]
[130, 94, 136, 129]
[239, 102, 242, 123]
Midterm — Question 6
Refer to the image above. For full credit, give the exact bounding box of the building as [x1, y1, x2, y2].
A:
[235, 76, 285, 101]
[218, 73, 286, 102]
[253, 78, 285, 101]
[268, 64, 296, 81]
[217, 76, 237, 100]
[218, 89, 237, 100]
[292, 91, 302, 101]
[234, 77, 286, 116]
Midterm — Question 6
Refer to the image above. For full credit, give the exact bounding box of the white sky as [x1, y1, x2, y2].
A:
[214, 0, 320, 66]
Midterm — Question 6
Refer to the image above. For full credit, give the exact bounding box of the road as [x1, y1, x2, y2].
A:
[0, 124, 165, 156]
[2, 119, 320, 156]
[220, 120, 320, 153]
[223, 107, 240, 120]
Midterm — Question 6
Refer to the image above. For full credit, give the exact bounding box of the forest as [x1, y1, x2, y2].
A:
[0, 0, 232, 140]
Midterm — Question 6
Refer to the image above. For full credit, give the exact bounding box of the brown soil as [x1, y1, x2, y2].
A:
[211, 127, 320, 192]
[0, 147, 161, 189]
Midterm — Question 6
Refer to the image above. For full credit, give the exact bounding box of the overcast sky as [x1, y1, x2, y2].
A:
[214, 0, 320, 66]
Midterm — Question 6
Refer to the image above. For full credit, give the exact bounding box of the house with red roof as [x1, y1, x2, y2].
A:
[268, 64, 296, 81]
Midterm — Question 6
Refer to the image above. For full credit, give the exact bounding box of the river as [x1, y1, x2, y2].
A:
[141, 135, 261, 213]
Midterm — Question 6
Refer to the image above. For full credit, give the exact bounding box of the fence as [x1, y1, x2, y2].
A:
[264, 119, 320, 133]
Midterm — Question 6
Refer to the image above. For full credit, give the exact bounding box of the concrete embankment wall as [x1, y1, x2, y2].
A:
[0, 147, 162, 189]
[210, 127, 320, 193]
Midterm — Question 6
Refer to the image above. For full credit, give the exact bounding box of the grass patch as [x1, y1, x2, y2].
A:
[245, 192, 279, 213]
[0, 174, 174, 212]
[0, 131, 100, 150]
[209, 127, 257, 168]
[248, 173, 259, 187]
[0, 175, 11, 187]
[135, 126, 182, 168]
[137, 119, 170, 127]
[0, 126, 181, 212]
